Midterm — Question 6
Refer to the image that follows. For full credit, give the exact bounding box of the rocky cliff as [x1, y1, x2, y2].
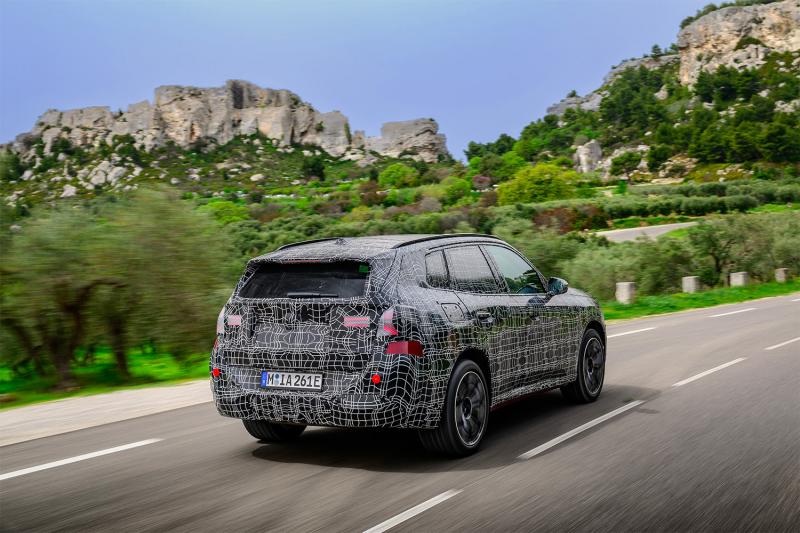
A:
[677, 0, 800, 84]
[549, 0, 799, 117]
[13, 80, 448, 163]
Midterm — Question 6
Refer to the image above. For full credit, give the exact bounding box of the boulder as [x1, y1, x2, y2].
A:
[573, 139, 602, 173]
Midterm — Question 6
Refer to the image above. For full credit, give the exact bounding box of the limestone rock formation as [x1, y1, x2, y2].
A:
[362, 119, 447, 162]
[15, 80, 449, 162]
[546, 91, 605, 117]
[677, 0, 800, 84]
[602, 55, 680, 86]
[573, 139, 602, 174]
[546, 55, 679, 117]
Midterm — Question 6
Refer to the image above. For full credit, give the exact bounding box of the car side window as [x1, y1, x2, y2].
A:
[444, 246, 501, 294]
[484, 245, 546, 294]
[425, 251, 449, 289]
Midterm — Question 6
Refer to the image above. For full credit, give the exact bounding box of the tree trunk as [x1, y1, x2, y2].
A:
[51, 341, 78, 390]
[109, 317, 130, 380]
[1, 316, 45, 376]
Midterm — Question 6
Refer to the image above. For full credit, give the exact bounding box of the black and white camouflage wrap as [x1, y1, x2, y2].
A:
[211, 234, 604, 429]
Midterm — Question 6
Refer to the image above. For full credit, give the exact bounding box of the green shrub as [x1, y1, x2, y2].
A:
[496, 163, 577, 205]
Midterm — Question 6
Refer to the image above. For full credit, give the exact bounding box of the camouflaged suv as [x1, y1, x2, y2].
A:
[211, 234, 605, 456]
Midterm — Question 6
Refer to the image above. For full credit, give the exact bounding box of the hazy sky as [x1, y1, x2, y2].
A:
[0, 0, 710, 157]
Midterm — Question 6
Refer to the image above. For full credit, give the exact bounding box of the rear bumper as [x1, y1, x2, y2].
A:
[210, 356, 438, 429]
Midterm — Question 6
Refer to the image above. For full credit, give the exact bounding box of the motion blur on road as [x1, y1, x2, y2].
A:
[2, 295, 798, 532]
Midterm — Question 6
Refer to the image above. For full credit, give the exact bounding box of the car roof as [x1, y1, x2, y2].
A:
[251, 234, 501, 263]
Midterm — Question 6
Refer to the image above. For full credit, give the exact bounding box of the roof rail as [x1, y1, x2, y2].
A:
[392, 233, 500, 249]
[276, 237, 340, 251]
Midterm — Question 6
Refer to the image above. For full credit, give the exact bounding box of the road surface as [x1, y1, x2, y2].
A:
[2, 294, 799, 532]
[597, 221, 697, 242]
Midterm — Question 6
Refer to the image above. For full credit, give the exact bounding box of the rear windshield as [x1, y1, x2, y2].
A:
[238, 261, 370, 299]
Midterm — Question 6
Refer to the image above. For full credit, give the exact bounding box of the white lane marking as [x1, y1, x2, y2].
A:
[607, 327, 656, 339]
[672, 358, 746, 387]
[709, 307, 757, 318]
[792, 298, 800, 302]
[765, 337, 800, 351]
[518, 400, 645, 460]
[0, 439, 162, 481]
[363, 489, 462, 533]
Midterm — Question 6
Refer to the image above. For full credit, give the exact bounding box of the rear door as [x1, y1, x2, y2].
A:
[442, 245, 517, 397]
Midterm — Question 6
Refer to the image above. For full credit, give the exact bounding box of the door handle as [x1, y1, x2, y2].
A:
[475, 310, 494, 325]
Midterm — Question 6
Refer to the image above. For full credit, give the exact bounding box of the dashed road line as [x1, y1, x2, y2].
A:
[363, 489, 462, 533]
[0, 439, 162, 481]
[765, 337, 800, 351]
[709, 307, 757, 318]
[672, 358, 746, 387]
[791, 298, 800, 302]
[608, 327, 656, 339]
[518, 400, 645, 460]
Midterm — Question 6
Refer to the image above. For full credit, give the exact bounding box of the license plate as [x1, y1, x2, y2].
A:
[260, 371, 322, 390]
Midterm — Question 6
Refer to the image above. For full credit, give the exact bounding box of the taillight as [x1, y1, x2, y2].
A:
[380, 308, 399, 336]
[386, 340, 424, 357]
[216, 307, 225, 335]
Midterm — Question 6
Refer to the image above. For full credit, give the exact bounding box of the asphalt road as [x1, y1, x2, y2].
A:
[2, 294, 799, 532]
[596, 222, 697, 242]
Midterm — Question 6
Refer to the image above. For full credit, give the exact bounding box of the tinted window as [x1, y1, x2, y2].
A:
[484, 246, 545, 294]
[425, 251, 449, 289]
[239, 261, 369, 298]
[445, 246, 501, 294]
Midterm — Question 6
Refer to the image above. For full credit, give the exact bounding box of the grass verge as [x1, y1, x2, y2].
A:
[0, 349, 209, 410]
[602, 279, 800, 321]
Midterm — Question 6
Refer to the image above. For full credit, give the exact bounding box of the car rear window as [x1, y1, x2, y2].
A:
[239, 261, 370, 299]
[425, 251, 449, 289]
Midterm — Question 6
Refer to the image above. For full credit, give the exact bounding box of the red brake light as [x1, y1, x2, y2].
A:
[381, 308, 399, 336]
[386, 340, 424, 357]
[371, 373, 381, 384]
[212, 367, 221, 378]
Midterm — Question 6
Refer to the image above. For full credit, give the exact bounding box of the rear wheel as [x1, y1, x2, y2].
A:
[561, 329, 605, 403]
[419, 359, 489, 457]
[242, 420, 306, 442]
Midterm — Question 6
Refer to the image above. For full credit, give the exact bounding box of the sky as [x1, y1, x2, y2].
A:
[0, 0, 711, 158]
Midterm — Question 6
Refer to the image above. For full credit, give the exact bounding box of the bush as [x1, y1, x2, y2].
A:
[378, 163, 419, 188]
[610, 152, 643, 176]
[496, 163, 578, 205]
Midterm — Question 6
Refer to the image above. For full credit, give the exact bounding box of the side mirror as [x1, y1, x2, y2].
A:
[548, 277, 569, 296]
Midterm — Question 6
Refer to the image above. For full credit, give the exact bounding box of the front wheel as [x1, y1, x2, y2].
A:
[561, 329, 605, 403]
[242, 419, 306, 442]
[419, 359, 489, 457]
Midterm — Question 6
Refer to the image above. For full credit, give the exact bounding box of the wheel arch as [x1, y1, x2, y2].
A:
[585, 319, 606, 347]
[454, 347, 492, 404]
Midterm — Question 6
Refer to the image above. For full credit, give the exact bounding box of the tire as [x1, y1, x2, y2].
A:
[242, 419, 306, 442]
[419, 359, 489, 457]
[561, 328, 605, 404]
